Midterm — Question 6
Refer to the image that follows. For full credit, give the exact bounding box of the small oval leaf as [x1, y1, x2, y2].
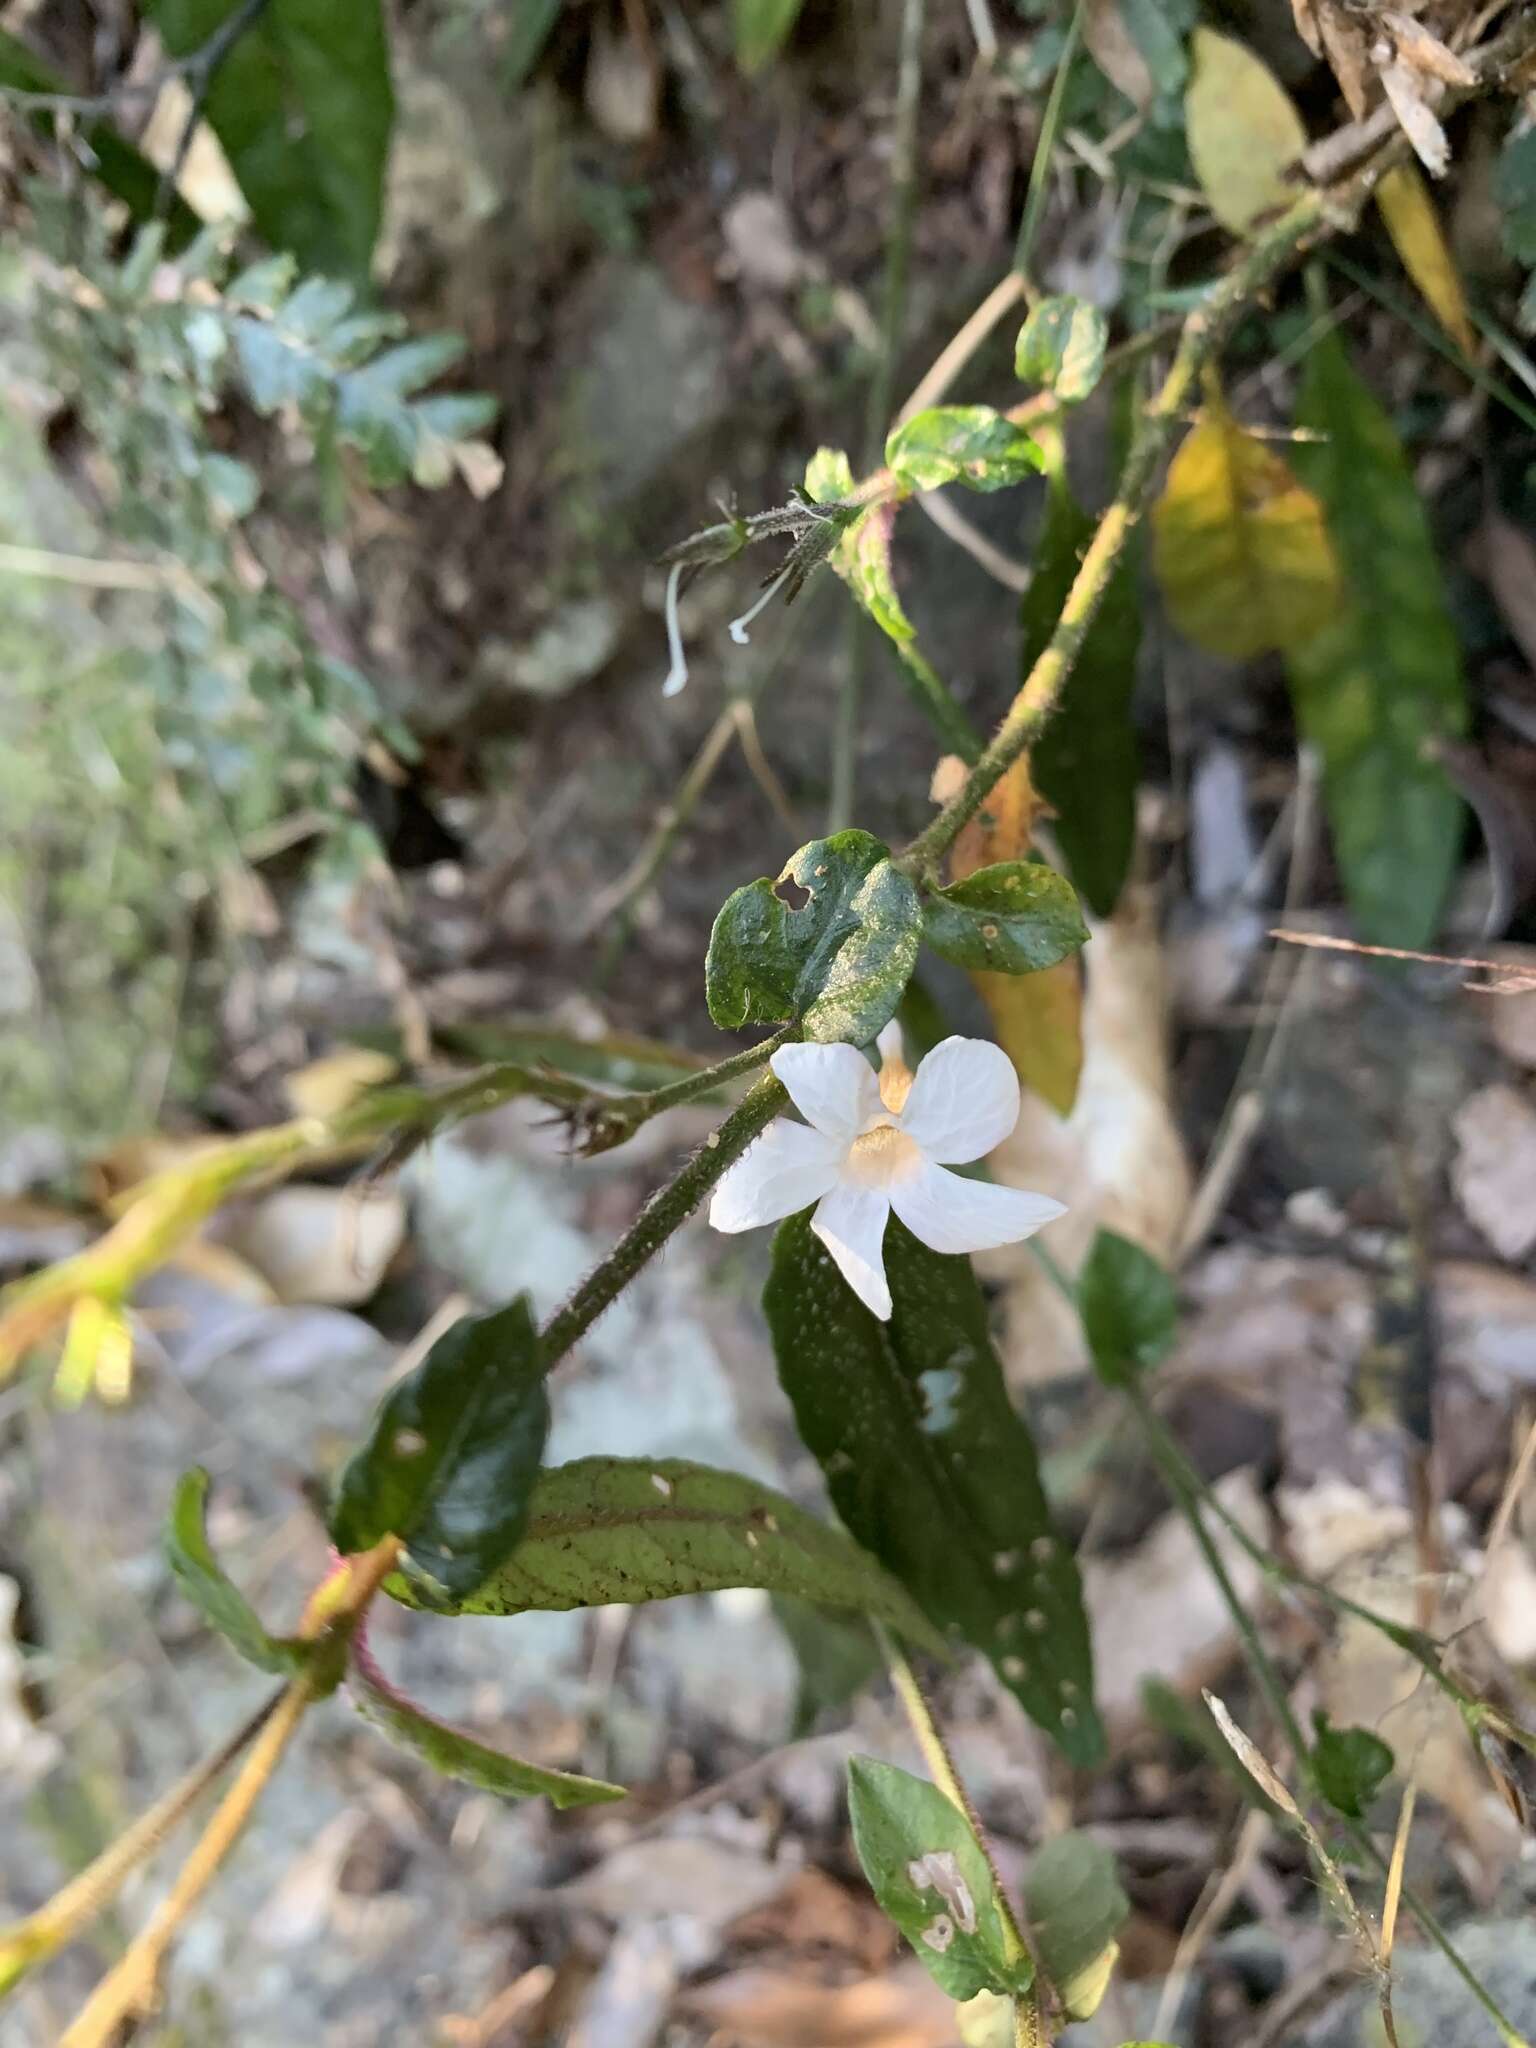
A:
[329, 1297, 549, 1607]
[885, 405, 1044, 494]
[923, 861, 1088, 976]
[1015, 297, 1108, 403]
[706, 829, 922, 1045]
[349, 1628, 624, 1808]
[165, 1469, 311, 1677]
[1312, 1711, 1394, 1819]
[1185, 29, 1307, 239]
[1079, 1230, 1178, 1390]
[1025, 1832, 1129, 2021]
[848, 1757, 1029, 2002]
[416, 1457, 944, 1652]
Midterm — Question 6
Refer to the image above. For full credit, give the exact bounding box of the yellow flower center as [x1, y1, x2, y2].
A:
[846, 1121, 923, 1187]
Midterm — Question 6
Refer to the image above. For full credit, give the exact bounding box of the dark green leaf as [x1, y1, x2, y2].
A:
[885, 406, 1044, 494]
[847, 1757, 1028, 2001]
[1286, 327, 1467, 948]
[413, 1458, 944, 1651]
[1495, 126, 1536, 266]
[165, 1469, 310, 1677]
[766, 1215, 1103, 1765]
[923, 861, 1088, 975]
[0, 29, 201, 239]
[348, 1628, 624, 1807]
[330, 1297, 549, 1607]
[1078, 1230, 1178, 1390]
[733, 0, 808, 74]
[1311, 1712, 1394, 1818]
[1014, 298, 1109, 403]
[506, 0, 562, 88]
[145, 0, 394, 280]
[1025, 473, 1141, 917]
[1025, 1833, 1129, 2021]
[706, 830, 922, 1044]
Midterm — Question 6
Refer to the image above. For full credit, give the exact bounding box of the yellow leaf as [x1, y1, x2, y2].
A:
[950, 756, 1083, 1116]
[1376, 163, 1476, 356]
[1151, 390, 1341, 658]
[1186, 28, 1308, 238]
[284, 1045, 399, 1120]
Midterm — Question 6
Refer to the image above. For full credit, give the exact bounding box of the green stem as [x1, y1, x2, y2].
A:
[537, 1071, 787, 1374]
[1012, 1, 1081, 286]
[898, 191, 1325, 887]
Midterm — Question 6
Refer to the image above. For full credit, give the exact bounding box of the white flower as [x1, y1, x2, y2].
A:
[709, 1025, 1065, 1320]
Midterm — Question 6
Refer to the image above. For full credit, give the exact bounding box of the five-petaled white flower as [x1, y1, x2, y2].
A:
[709, 1025, 1065, 1319]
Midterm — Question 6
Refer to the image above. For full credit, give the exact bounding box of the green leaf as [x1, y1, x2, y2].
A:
[329, 1298, 550, 1607]
[145, 0, 394, 280]
[1024, 473, 1141, 917]
[1285, 327, 1467, 949]
[847, 1757, 1028, 2002]
[923, 862, 1088, 976]
[1185, 29, 1307, 238]
[1025, 1833, 1129, 2021]
[0, 29, 202, 239]
[1311, 1712, 1394, 1819]
[1014, 298, 1108, 404]
[774, 1598, 882, 1737]
[765, 1214, 1103, 1765]
[416, 1458, 944, 1651]
[733, 0, 808, 75]
[348, 1629, 624, 1808]
[165, 1469, 311, 1677]
[885, 407, 1044, 495]
[506, 0, 562, 89]
[1151, 389, 1342, 658]
[1495, 126, 1536, 266]
[706, 829, 922, 1044]
[804, 445, 856, 504]
[1078, 1230, 1178, 1391]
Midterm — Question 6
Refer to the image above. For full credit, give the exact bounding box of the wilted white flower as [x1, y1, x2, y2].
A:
[709, 1025, 1064, 1319]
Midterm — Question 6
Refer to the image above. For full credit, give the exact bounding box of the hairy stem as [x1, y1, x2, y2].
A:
[899, 191, 1324, 885]
[538, 1072, 787, 1373]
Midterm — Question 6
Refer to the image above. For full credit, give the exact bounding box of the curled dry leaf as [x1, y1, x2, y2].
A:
[982, 877, 1192, 1384]
[1380, 58, 1450, 178]
[1293, 0, 1373, 118]
[1381, 10, 1476, 89]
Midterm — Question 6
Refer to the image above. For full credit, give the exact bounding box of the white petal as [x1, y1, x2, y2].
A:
[770, 1042, 881, 1140]
[898, 1037, 1021, 1164]
[811, 1181, 893, 1319]
[890, 1162, 1064, 1255]
[709, 1119, 841, 1232]
[875, 1018, 906, 1064]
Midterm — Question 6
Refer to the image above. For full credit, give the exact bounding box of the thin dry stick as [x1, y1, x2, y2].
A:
[58, 1538, 401, 2048]
[918, 490, 1033, 590]
[1270, 927, 1536, 993]
[1379, 1784, 1416, 2048]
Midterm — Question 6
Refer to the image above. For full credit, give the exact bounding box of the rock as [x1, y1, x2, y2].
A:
[479, 597, 622, 700]
[1302, 1917, 1536, 2047]
[1452, 1083, 1536, 1261]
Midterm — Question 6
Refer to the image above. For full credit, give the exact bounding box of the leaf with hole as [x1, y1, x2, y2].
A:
[706, 830, 922, 1045]
[145, 0, 393, 281]
[166, 1469, 311, 1678]
[766, 1213, 1103, 1764]
[1311, 1712, 1394, 1818]
[1285, 325, 1467, 948]
[885, 407, 1044, 495]
[406, 1457, 944, 1651]
[1079, 1230, 1178, 1390]
[924, 862, 1088, 976]
[329, 1297, 549, 1607]
[1152, 389, 1341, 659]
[1025, 1832, 1129, 2021]
[1185, 29, 1307, 238]
[847, 1757, 1029, 2002]
[347, 1624, 624, 1808]
[1015, 298, 1108, 403]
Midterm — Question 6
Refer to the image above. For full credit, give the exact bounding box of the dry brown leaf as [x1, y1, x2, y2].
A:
[1382, 10, 1477, 88]
[1452, 1083, 1536, 1262]
[983, 880, 1193, 1382]
[678, 1962, 959, 2048]
[1081, 0, 1155, 111]
[1084, 1470, 1269, 1722]
[1295, 0, 1376, 118]
[1290, 0, 1324, 60]
[1380, 58, 1451, 177]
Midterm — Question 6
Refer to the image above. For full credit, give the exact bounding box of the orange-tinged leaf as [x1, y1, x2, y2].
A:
[1376, 163, 1475, 355]
[950, 756, 1082, 1116]
[1152, 388, 1341, 658]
